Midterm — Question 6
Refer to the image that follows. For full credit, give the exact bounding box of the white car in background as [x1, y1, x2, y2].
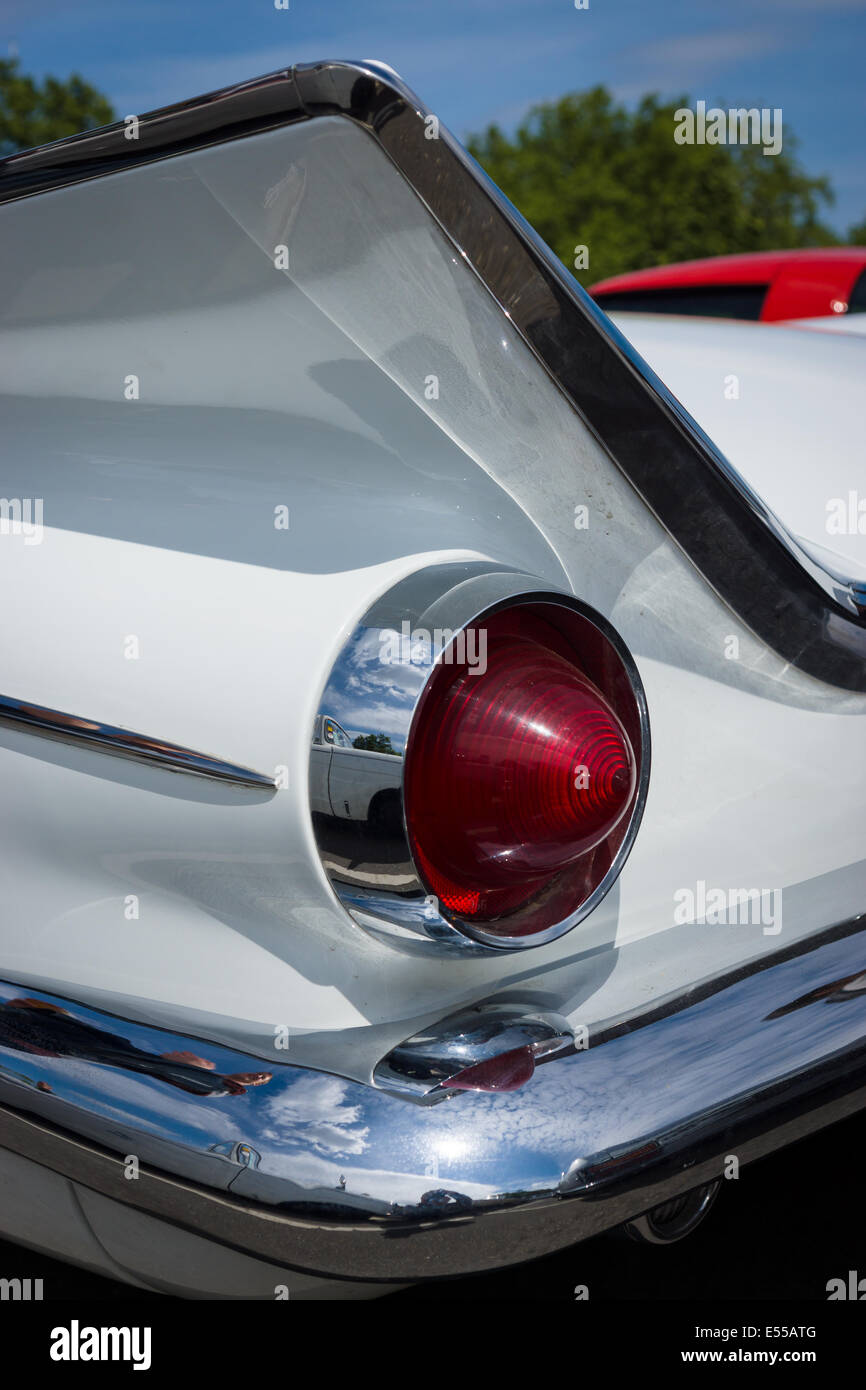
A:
[0, 60, 863, 1299]
[610, 311, 866, 588]
[310, 714, 402, 828]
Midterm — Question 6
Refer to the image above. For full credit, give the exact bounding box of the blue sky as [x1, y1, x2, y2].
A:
[3, 0, 865, 232]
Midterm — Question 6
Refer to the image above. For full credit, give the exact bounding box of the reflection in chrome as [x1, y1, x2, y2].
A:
[0, 920, 863, 1279]
[765, 968, 866, 1018]
[309, 562, 650, 951]
[373, 1003, 573, 1101]
[0, 692, 276, 790]
[330, 884, 494, 956]
[209, 1140, 262, 1171]
[621, 1180, 721, 1245]
[0, 994, 274, 1096]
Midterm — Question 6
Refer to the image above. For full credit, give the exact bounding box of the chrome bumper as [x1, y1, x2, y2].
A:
[0, 921, 864, 1283]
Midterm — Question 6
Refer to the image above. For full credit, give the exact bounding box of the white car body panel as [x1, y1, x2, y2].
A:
[0, 118, 863, 1080]
[609, 311, 866, 581]
[783, 313, 866, 335]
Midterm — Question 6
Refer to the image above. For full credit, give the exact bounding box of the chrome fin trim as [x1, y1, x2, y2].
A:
[0, 693, 276, 790]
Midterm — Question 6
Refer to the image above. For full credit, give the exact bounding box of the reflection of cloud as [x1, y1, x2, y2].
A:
[346, 629, 425, 702]
[325, 702, 413, 743]
[321, 625, 428, 744]
[262, 1073, 369, 1157]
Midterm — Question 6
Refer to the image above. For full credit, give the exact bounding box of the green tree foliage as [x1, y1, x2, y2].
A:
[847, 215, 866, 246]
[468, 87, 839, 286]
[0, 57, 115, 156]
[352, 733, 397, 755]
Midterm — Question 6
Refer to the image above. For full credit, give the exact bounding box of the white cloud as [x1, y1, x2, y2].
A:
[101, 27, 578, 120]
[613, 27, 791, 101]
[261, 1072, 369, 1157]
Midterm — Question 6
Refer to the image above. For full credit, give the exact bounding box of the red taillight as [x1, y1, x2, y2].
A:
[443, 1045, 536, 1093]
[404, 603, 642, 939]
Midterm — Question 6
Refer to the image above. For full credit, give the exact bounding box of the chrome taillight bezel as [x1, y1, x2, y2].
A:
[309, 562, 650, 952]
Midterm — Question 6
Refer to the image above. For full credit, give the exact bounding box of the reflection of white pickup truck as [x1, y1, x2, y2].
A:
[310, 715, 402, 829]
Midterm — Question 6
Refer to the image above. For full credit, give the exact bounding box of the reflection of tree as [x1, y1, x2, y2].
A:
[765, 970, 866, 1019]
[353, 733, 397, 755]
[0, 998, 272, 1097]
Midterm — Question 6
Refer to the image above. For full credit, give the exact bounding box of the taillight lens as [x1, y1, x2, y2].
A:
[443, 1045, 536, 1093]
[404, 602, 643, 940]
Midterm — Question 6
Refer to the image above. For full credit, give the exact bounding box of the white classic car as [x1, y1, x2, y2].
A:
[0, 60, 863, 1300]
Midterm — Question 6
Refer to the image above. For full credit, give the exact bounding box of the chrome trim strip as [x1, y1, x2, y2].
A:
[0, 918, 863, 1281]
[0, 693, 276, 790]
[1, 61, 864, 685]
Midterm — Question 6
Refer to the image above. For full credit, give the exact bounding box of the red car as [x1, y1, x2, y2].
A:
[590, 247, 866, 322]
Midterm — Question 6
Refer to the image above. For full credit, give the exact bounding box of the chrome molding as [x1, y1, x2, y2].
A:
[309, 562, 650, 951]
[0, 917, 863, 1281]
[0, 693, 276, 790]
[1, 59, 864, 686]
[372, 1002, 574, 1101]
